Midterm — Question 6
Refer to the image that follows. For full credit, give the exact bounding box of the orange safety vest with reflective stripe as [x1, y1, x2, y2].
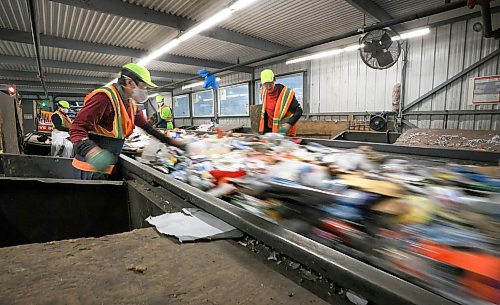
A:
[258, 86, 298, 137]
[86, 85, 137, 139]
[72, 84, 137, 174]
[52, 110, 72, 129]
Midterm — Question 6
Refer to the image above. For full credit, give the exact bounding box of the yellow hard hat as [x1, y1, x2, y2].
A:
[156, 95, 165, 103]
[58, 100, 70, 108]
[260, 69, 275, 84]
[121, 63, 157, 88]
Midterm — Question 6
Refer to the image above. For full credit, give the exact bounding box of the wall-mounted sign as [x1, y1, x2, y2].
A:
[468, 75, 500, 105]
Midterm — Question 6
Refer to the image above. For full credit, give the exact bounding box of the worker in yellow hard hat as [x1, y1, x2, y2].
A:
[69, 63, 184, 180]
[258, 69, 302, 137]
[154, 95, 174, 130]
[51, 100, 72, 131]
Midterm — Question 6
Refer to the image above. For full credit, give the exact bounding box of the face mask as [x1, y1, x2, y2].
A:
[61, 108, 69, 114]
[132, 87, 148, 103]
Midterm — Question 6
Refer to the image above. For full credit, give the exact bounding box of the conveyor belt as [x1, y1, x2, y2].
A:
[120, 154, 462, 305]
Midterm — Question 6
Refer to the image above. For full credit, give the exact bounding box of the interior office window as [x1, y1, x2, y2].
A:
[219, 83, 250, 116]
[192, 90, 215, 117]
[173, 94, 190, 118]
[255, 73, 304, 106]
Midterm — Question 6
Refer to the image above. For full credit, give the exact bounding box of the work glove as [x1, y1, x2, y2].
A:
[277, 123, 292, 135]
[85, 146, 116, 172]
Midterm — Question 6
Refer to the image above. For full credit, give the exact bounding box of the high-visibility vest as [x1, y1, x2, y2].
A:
[72, 84, 137, 174]
[258, 86, 298, 136]
[84, 84, 137, 139]
[159, 106, 173, 122]
[51, 110, 72, 129]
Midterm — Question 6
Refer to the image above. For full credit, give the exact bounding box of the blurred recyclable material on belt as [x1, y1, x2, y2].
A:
[124, 126, 500, 305]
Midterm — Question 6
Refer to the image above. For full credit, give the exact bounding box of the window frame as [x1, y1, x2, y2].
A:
[217, 82, 251, 117]
[172, 93, 191, 118]
[190, 89, 216, 118]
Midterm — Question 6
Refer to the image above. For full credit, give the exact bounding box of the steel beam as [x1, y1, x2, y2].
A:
[344, 0, 393, 21]
[343, 0, 405, 32]
[303, 137, 500, 163]
[403, 48, 500, 112]
[0, 28, 253, 73]
[1, 79, 96, 89]
[49, 0, 289, 53]
[0, 69, 173, 87]
[406, 110, 500, 115]
[0, 55, 196, 80]
[401, 119, 418, 129]
[18, 87, 89, 94]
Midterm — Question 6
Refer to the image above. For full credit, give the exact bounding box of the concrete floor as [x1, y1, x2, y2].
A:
[0, 228, 329, 305]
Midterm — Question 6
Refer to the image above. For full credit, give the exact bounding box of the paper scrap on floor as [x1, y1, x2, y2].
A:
[146, 208, 243, 242]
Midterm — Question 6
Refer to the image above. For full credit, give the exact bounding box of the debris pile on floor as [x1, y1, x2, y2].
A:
[396, 129, 500, 152]
[127, 128, 499, 305]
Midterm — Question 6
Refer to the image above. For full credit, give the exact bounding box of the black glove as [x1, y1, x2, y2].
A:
[143, 125, 178, 147]
[74, 138, 98, 157]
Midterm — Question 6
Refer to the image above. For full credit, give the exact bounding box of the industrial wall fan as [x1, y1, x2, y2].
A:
[369, 112, 388, 131]
[360, 29, 401, 69]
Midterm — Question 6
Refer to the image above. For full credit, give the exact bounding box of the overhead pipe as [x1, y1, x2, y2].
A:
[26, 0, 48, 98]
[467, 0, 500, 38]
[162, 1, 469, 89]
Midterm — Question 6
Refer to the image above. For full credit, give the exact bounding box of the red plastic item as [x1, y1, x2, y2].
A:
[215, 127, 224, 138]
[209, 169, 246, 183]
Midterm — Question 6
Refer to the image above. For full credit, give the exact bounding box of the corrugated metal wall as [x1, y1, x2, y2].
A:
[172, 12, 499, 131]
[308, 50, 402, 114]
[405, 13, 500, 131]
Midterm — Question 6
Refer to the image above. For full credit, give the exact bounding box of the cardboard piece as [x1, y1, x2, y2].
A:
[338, 174, 405, 198]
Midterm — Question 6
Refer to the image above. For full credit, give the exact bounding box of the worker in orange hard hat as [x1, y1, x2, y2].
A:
[258, 69, 303, 137]
[69, 63, 184, 180]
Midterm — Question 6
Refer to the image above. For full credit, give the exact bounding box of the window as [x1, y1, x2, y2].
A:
[173, 94, 190, 118]
[255, 73, 304, 106]
[218, 83, 250, 116]
[192, 90, 215, 117]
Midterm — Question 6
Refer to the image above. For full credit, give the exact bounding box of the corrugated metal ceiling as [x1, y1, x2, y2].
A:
[38, 0, 177, 50]
[0, 0, 30, 31]
[145, 60, 204, 75]
[372, 0, 448, 18]
[220, 0, 376, 47]
[0, 63, 37, 72]
[40, 45, 131, 66]
[170, 35, 272, 64]
[126, 0, 233, 22]
[0, 40, 35, 58]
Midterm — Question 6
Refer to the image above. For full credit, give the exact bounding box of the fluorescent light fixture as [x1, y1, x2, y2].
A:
[343, 43, 364, 52]
[286, 44, 362, 64]
[182, 77, 221, 90]
[136, 0, 258, 66]
[178, 10, 232, 42]
[392, 27, 430, 41]
[137, 40, 181, 66]
[287, 27, 430, 65]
